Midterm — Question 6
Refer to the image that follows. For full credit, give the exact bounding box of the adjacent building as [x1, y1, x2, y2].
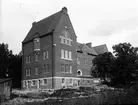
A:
[22, 7, 108, 90]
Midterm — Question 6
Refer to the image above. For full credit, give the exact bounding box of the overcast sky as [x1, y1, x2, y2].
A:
[1, 0, 138, 54]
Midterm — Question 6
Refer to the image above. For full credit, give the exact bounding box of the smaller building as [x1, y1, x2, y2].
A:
[0, 78, 12, 100]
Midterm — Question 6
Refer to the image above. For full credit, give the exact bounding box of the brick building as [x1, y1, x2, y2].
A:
[22, 7, 108, 90]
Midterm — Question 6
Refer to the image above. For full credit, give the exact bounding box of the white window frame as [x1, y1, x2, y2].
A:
[28, 68, 31, 76]
[43, 51, 46, 59]
[69, 51, 72, 60]
[61, 49, 64, 59]
[26, 68, 28, 76]
[65, 50, 68, 59]
[69, 65, 72, 73]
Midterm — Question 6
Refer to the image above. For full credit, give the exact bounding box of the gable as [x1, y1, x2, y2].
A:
[22, 10, 63, 44]
[82, 44, 98, 55]
[93, 44, 108, 54]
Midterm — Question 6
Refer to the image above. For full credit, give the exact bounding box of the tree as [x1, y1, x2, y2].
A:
[112, 43, 138, 84]
[0, 43, 13, 78]
[0, 43, 22, 88]
[91, 52, 115, 82]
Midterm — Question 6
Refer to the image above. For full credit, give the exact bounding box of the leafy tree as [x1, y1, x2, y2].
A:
[112, 43, 138, 84]
[0, 43, 13, 78]
[91, 52, 115, 82]
[91, 42, 138, 85]
[0, 43, 22, 88]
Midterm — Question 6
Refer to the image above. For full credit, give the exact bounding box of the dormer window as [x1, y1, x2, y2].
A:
[60, 27, 72, 46]
[34, 38, 40, 51]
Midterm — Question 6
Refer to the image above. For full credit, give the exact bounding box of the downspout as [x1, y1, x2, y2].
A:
[51, 29, 55, 89]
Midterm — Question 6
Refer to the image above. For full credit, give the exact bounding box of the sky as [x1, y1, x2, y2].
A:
[1, 0, 138, 54]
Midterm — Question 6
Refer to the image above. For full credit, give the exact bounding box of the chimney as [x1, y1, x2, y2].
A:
[86, 42, 92, 48]
[62, 7, 68, 14]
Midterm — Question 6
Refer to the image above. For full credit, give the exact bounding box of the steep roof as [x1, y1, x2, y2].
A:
[93, 44, 108, 54]
[22, 7, 67, 43]
[76, 42, 98, 55]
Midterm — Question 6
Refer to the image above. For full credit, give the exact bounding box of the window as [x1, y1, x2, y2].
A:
[28, 68, 31, 76]
[62, 78, 65, 84]
[69, 65, 72, 73]
[43, 79, 47, 85]
[46, 51, 49, 59]
[29, 56, 31, 63]
[43, 51, 46, 59]
[23, 81, 27, 88]
[26, 68, 31, 76]
[32, 80, 37, 86]
[77, 58, 80, 65]
[35, 54, 38, 61]
[65, 50, 68, 59]
[26, 56, 28, 63]
[34, 38, 40, 51]
[61, 49, 64, 58]
[69, 51, 72, 59]
[35, 67, 38, 75]
[65, 64, 68, 72]
[61, 64, 65, 72]
[60, 28, 72, 46]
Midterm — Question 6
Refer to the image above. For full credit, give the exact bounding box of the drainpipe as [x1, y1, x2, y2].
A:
[51, 29, 55, 89]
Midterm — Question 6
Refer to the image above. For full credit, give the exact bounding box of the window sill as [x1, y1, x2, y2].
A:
[34, 49, 40, 51]
[61, 57, 73, 61]
[60, 42, 72, 46]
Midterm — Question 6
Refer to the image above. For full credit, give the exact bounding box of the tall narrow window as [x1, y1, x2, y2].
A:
[34, 38, 40, 51]
[26, 56, 28, 63]
[69, 65, 72, 73]
[35, 67, 38, 75]
[69, 51, 72, 59]
[28, 68, 31, 76]
[32, 80, 37, 86]
[43, 51, 46, 59]
[65, 50, 68, 59]
[26, 68, 28, 76]
[43, 79, 47, 85]
[61, 64, 65, 72]
[46, 51, 49, 59]
[62, 78, 65, 84]
[61, 49, 64, 58]
[65, 64, 68, 72]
